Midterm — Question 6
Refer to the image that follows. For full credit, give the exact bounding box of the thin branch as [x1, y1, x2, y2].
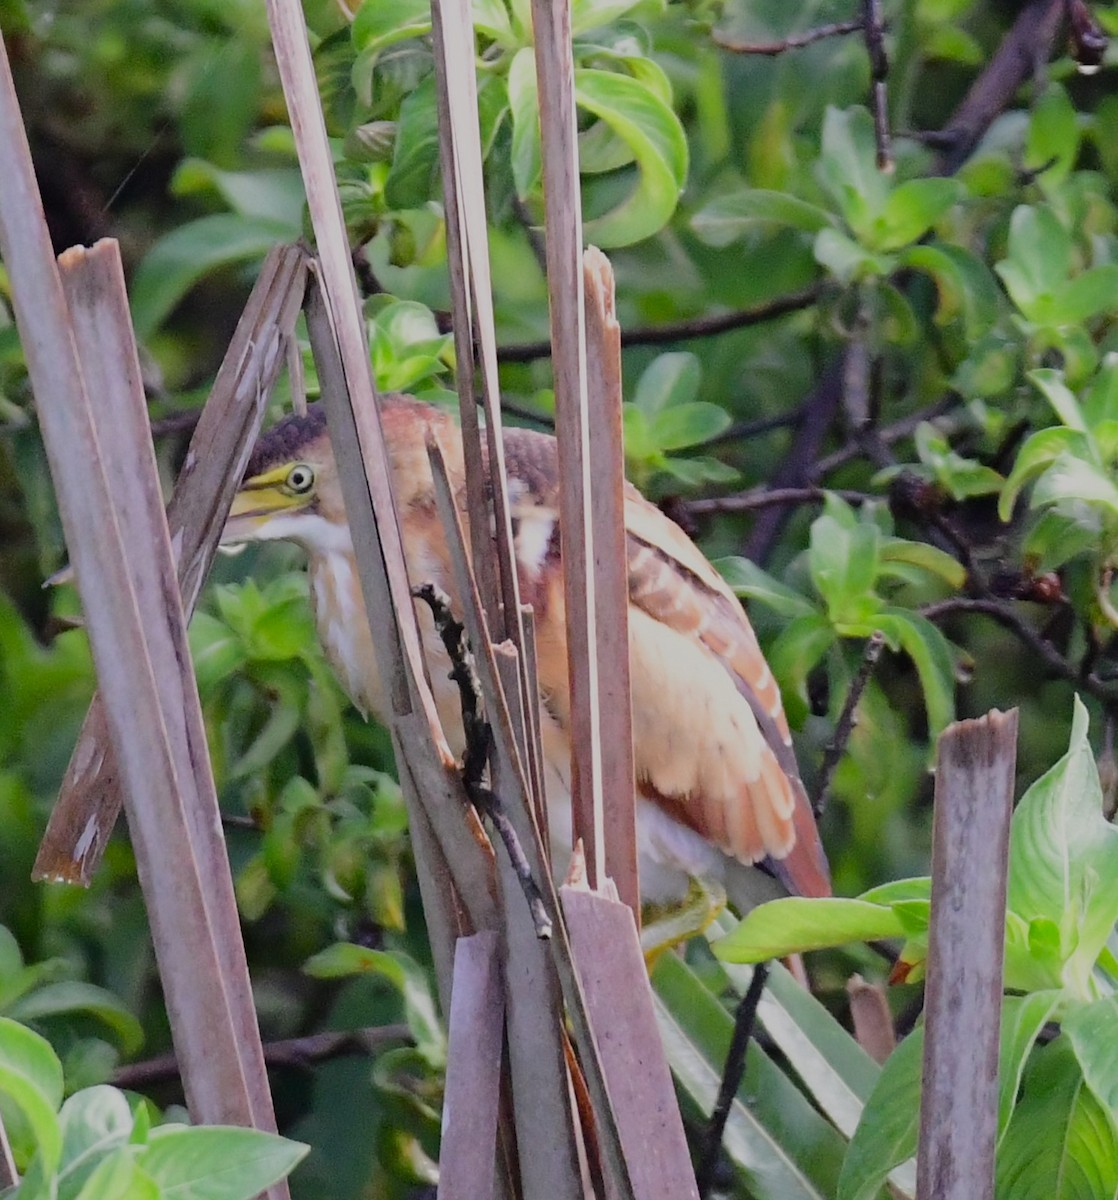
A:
[712, 19, 864, 55]
[411, 582, 553, 939]
[815, 631, 886, 818]
[920, 596, 1118, 713]
[696, 406, 806, 450]
[112, 1026, 412, 1090]
[684, 485, 871, 517]
[863, 0, 892, 172]
[696, 962, 770, 1199]
[496, 286, 821, 363]
[930, 0, 1065, 176]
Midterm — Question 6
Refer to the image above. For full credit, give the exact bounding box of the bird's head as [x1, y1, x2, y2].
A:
[221, 404, 350, 555]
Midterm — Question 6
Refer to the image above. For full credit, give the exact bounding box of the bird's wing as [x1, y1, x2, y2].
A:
[623, 488, 831, 898]
[498, 424, 829, 898]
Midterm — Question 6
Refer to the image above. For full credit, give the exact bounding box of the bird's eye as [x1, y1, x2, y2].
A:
[286, 464, 315, 494]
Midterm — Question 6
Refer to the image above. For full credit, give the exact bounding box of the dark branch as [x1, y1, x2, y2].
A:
[863, 0, 892, 171]
[412, 582, 553, 939]
[931, 0, 1066, 176]
[684, 485, 871, 517]
[920, 596, 1118, 713]
[112, 1026, 412, 1089]
[496, 286, 822, 363]
[712, 20, 863, 55]
[696, 962, 771, 1199]
[815, 631, 886, 818]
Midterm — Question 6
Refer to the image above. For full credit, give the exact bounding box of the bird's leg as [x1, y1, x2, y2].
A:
[639, 878, 727, 967]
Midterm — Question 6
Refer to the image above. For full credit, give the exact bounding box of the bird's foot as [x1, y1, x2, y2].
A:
[640, 878, 727, 968]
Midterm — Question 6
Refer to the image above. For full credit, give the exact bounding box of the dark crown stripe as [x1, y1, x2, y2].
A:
[244, 403, 328, 480]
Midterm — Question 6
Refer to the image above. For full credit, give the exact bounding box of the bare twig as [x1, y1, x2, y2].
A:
[713, 19, 864, 55]
[412, 582, 553, 939]
[497, 286, 821, 363]
[695, 962, 770, 1199]
[815, 631, 886, 818]
[112, 1025, 413, 1089]
[684, 485, 871, 517]
[863, 0, 892, 171]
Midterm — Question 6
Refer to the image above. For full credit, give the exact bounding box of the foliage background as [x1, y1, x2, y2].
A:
[2, 0, 1118, 1195]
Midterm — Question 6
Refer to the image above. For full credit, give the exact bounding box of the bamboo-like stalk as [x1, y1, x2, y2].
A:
[917, 710, 1018, 1200]
[428, 441, 637, 1200]
[581, 249, 638, 914]
[0, 72, 283, 1185]
[529, 0, 606, 887]
[439, 932, 506, 1200]
[34, 244, 307, 886]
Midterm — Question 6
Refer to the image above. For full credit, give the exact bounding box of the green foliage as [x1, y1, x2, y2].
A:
[716, 700, 1118, 1196]
[7, 0, 1118, 1195]
[719, 494, 961, 736]
[0, 1017, 307, 1197]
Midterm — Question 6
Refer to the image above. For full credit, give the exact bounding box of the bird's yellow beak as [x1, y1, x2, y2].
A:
[221, 465, 313, 546]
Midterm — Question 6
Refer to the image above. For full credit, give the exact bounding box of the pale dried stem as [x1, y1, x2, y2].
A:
[34, 244, 306, 885]
[916, 711, 1018, 1200]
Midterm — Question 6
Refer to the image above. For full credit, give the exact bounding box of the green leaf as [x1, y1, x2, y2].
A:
[709, 924, 882, 1139]
[813, 228, 886, 284]
[1081, 356, 1118, 430]
[871, 178, 961, 252]
[875, 609, 956, 738]
[816, 107, 889, 236]
[55, 1086, 134, 1198]
[170, 161, 306, 229]
[836, 1028, 922, 1200]
[653, 988, 832, 1199]
[654, 951, 847, 1196]
[768, 613, 836, 726]
[690, 189, 835, 247]
[1052, 265, 1118, 325]
[569, 0, 645, 33]
[1031, 452, 1118, 518]
[714, 898, 904, 963]
[352, 0, 432, 56]
[137, 1126, 309, 1200]
[633, 352, 700, 415]
[384, 75, 440, 210]
[508, 48, 542, 199]
[131, 215, 293, 339]
[1063, 996, 1118, 1115]
[0, 1017, 63, 1174]
[809, 500, 880, 625]
[996, 1037, 1118, 1200]
[7, 982, 143, 1055]
[878, 537, 966, 589]
[472, 0, 513, 42]
[73, 1150, 159, 1200]
[649, 402, 731, 451]
[995, 206, 1072, 319]
[303, 945, 444, 1066]
[1007, 697, 1118, 996]
[999, 427, 1093, 521]
[573, 68, 688, 248]
[900, 243, 1002, 337]
[1025, 85, 1080, 191]
[715, 558, 817, 620]
[997, 992, 1062, 1143]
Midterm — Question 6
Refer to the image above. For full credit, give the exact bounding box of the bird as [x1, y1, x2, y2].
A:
[220, 393, 830, 919]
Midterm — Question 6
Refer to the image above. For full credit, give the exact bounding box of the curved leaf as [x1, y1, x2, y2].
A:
[573, 68, 688, 247]
[715, 558, 817, 620]
[999, 427, 1092, 521]
[876, 609, 956, 737]
[714, 898, 904, 963]
[691, 190, 835, 247]
[131, 215, 293, 339]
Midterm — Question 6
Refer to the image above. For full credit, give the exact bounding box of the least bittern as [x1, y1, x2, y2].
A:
[221, 395, 830, 919]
